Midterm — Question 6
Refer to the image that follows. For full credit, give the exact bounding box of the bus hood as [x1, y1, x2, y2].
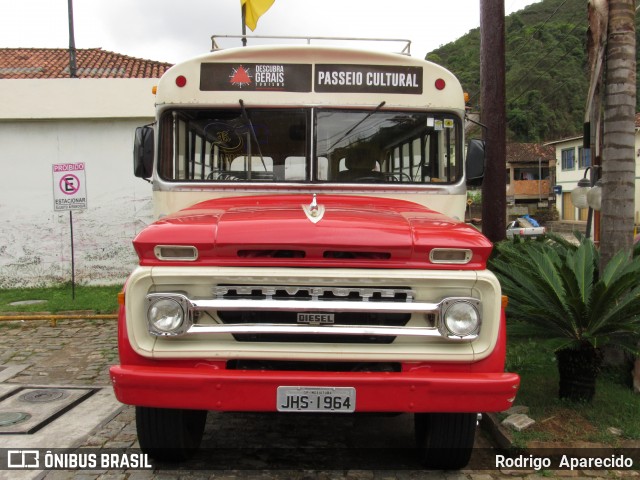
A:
[133, 195, 492, 269]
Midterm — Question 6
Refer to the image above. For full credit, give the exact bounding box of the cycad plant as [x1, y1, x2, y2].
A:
[489, 234, 640, 402]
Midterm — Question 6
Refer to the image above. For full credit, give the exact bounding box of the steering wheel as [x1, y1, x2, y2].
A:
[351, 176, 385, 183]
[215, 172, 242, 181]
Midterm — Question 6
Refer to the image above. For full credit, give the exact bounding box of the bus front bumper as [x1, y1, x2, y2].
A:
[110, 365, 520, 413]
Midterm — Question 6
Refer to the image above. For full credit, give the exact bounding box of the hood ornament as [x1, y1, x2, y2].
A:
[302, 194, 325, 224]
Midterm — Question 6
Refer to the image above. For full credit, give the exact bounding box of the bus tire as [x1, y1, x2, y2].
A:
[136, 406, 207, 462]
[414, 412, 476, 470]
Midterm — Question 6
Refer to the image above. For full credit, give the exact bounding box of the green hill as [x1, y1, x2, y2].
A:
[426, 0, 638, 142]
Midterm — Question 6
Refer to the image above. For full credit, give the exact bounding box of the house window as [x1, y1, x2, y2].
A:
[514, 168, 541, 180]
[578, 147, 591, 169]
[561, 148, 575, 170]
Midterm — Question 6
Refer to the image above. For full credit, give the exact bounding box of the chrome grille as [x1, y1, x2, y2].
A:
[144, 289, 481, 342]
[214, 285, 414, 302]
[213, 285, 414, 343]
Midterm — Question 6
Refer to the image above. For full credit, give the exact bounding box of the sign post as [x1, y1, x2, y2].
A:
[52, 163, 87, 299]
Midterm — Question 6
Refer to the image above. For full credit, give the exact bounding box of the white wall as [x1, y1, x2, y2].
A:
[0, 79, 158, 120]
[0, 78, 157, 287]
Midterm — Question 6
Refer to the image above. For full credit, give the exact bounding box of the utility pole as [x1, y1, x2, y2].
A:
[479, 0, 507, 242]
[585, 0, 607, 245]
[68, 0, 77, 78]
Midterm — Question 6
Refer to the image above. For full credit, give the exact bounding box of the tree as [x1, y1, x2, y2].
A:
[600, 0, 636, 269]
[507, 90, 557, 141]
[489, 235, 640, 401]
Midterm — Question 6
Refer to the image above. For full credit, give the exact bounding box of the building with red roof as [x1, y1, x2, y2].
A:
[0, 48, 173, 287]
[0, 48, 171, 79]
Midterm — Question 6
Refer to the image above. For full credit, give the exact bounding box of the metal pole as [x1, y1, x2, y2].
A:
[538, 157, 542, 201]
[241, 4, 247, 47]
[67, 0, 77, 78]
[70, 210, 76, 300]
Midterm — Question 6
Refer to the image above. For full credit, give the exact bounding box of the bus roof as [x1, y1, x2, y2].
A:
[155, 44, 465, 112]
[211, 35, 413, 56]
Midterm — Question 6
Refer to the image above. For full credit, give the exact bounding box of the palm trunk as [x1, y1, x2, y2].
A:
[600, 0, 636, 269]
[556, 344, 603, 402]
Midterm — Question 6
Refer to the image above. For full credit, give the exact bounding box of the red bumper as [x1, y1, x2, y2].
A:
[110, 365, 519, 413]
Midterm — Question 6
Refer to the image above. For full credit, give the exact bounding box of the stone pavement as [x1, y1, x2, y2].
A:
[0, 318, 638, 479]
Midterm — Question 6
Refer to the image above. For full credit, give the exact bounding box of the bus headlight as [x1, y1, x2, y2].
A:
[441, 299, 481, 338]
[146, 296, 189, 336]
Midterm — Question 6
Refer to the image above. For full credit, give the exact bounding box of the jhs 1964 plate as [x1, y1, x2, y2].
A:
[277, 386, 356, 412]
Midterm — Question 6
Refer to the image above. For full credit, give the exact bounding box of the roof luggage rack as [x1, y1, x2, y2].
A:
[211, 35, 412, 56]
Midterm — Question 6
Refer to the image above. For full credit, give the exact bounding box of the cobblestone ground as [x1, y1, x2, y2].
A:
[0, 319, 116, 385]
[0, 319, 637, 479]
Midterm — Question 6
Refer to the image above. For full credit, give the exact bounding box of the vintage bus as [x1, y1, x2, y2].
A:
[110, 36, 519, 470]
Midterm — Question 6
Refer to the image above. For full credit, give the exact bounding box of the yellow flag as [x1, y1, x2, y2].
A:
[241, 0, 275, 31]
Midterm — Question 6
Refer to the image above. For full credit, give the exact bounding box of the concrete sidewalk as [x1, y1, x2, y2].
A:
[0, 319, 125, 480]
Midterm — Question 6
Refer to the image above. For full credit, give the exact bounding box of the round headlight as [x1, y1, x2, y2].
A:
[443, 301, 480, 337]
[148, 298, 185, 334]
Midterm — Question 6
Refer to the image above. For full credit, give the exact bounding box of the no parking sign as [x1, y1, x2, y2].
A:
[52, 163, 87, 211]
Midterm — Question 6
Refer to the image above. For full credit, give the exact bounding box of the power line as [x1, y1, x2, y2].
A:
[509, 0, 569, 59]
[508, 29, 583, 106]
[506, 27, 583, 108]
[467, 0, 571, 104]
[507, 20, 583, 101]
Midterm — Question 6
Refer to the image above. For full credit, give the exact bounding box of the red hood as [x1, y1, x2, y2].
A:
[134, 195, 492, 269]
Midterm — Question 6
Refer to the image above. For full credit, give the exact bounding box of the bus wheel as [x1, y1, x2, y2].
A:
[414, 412, 476, 470]
[136, 406, 207, 461]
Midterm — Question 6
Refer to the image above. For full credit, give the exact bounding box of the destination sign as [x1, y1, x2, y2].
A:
[200, 63, 423, 95]
[314, 64, 423, 94]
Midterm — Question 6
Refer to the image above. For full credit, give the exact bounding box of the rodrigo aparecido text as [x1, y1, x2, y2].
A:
[496, 453, 636, 471]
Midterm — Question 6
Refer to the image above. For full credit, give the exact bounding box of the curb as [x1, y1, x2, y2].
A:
[481, 411, 640, 453]
[481, 412, 514, 450]
[0, 312, 117, 326]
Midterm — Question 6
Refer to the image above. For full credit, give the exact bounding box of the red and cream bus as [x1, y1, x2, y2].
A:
[110, 37, 519, 469]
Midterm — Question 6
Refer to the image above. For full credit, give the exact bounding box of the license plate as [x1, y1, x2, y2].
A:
[277, 386, 355, 412]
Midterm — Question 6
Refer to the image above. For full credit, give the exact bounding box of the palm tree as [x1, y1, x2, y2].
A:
[600, 0, 636, 269]
[489, 235, 640, 402]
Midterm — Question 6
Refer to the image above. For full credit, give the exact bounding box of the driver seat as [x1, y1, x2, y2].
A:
[336, 148, 385, 182]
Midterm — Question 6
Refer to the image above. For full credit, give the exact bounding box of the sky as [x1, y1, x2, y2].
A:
[1, 0, 541, 64]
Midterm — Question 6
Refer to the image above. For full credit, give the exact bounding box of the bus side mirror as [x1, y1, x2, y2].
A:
[134, 126, 154, 179]
[465, 139, 485, 186]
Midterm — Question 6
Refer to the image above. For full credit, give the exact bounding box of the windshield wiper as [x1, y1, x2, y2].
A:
[239, 99, 268, 172]
[328, 101, 386, 150]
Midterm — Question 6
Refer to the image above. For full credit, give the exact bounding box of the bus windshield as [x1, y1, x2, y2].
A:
[158, 107, 462, 185]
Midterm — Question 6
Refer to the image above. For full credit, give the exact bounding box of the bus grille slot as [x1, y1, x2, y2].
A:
[213, 285, 414, 343]
[214, 285, 414, 302]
